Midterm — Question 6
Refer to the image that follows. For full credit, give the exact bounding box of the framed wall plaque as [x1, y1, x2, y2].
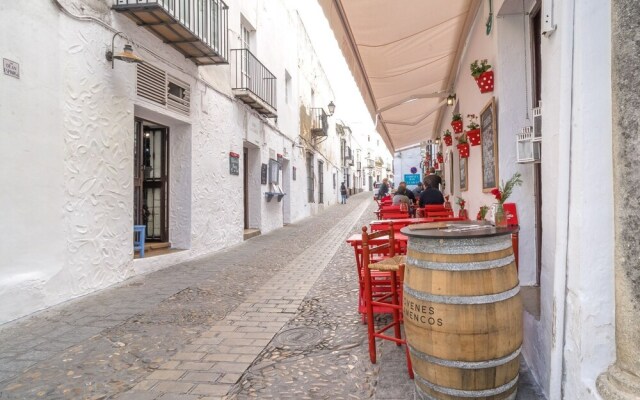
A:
[229, 152, 240, 175]
[459, 154, 468, 192]
[261, 163, 267, 185]
[480, 97, 498, 191]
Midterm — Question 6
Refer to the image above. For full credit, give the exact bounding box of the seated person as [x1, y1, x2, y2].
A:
[392, 187, 411, 206]
[398, 181, 416, 204]
[412, 182, 424, 198]
[419, 183, 445, 207]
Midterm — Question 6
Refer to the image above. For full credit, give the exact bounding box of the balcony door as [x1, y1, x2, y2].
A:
[134, 119, 169, 242]
[240, 24, 253, 88]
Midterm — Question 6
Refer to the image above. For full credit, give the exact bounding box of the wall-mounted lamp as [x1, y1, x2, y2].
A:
[105, 32, 144, 69]
[327, 101, 336, 116]
[446, 94, 456, 106]
[435, 137, 441, 145]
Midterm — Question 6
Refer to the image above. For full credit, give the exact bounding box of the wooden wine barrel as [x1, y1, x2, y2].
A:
[400, 222, 522, 400]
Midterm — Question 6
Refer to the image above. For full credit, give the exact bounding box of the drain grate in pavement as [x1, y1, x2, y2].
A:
[274, 327, 324, 349]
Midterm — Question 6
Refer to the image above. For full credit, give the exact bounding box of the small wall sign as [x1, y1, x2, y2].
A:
[293, 166, 296, 181]
[229, 152, 240, 175]
[3, 59, 20, 79]
[261, 163, 268, 184]
[404, 174, 421, 185]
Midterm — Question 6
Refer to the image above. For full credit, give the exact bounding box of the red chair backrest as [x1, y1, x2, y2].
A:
[426, 210, 454, 218]
[380, 212, 410, 220]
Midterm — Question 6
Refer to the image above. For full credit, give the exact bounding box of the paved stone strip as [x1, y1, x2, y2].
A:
[123, 200, 371, 399]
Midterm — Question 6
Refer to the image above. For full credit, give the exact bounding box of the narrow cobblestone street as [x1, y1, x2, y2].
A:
[0, 193, 543, 399]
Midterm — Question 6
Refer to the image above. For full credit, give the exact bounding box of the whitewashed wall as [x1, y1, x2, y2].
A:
[437, 0, 536, 283]
[552, 1, 614, 399]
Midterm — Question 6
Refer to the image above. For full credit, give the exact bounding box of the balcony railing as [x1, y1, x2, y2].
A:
[310, 108, 328, 137]
[231, 48, 277, 117]
[113, 0, 229, 65]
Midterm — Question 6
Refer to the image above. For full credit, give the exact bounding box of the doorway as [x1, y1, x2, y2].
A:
[282, 159, 291, 224]
[243, 147, 249, 229]
[134, 118, 169, 242]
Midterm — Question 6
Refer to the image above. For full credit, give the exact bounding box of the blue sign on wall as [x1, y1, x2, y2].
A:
[404, 174, 421, 185]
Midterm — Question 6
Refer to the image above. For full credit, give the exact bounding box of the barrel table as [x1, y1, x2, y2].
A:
[400, 222, 521, 400]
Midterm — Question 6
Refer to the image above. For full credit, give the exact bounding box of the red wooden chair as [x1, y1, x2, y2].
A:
[361, 226, 413, 378]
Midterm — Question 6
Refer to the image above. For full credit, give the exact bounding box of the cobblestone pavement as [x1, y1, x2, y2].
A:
[0, 192, 545, 400]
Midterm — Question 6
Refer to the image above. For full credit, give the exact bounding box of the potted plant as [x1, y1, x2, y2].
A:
[456, 134, 470, 158]
[444, 194, 452, 210]
[456, 196, 468, 219]
[437, 152, 444, 164]
[490, 172, 523, 227]
[466, 114, 481, 146]
[443, 130, 453, 146]
[477, 205, 489, 220]
[470, 59, 494, 93]
[451, 113, 463, 134]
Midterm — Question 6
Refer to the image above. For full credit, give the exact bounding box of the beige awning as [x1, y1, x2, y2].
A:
[319, 0, 480, 152]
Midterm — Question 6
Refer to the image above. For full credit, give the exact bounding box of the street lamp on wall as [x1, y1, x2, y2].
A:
[105, 32, 144, 69]
[327, 101, 336, 116]
[446, 94, 456, 106]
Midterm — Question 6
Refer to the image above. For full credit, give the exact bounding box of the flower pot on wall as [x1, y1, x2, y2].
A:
[467, 129, 481, 146]
[443, 135, 453, 146]
[451, 120, 463, 134]
[437, 154, 444, 163]
[475, 71, 494, 93]
[457, 143, 470, 158]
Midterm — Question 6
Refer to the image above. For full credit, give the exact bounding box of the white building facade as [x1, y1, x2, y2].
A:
[0, 0, 387, 324]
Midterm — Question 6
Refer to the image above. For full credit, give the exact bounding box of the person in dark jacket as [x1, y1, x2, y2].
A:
[340, 182, 348, 204]
[419, 183, 445, 206]
[424, 167, 442, 191]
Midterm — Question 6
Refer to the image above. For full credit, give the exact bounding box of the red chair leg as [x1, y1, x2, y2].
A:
[390, 272, 401, 344]
[363, 264, 377, 364]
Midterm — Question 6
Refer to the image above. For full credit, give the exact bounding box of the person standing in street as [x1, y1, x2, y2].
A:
[377, 178, 389, 199]
[340, 182, 348, 204]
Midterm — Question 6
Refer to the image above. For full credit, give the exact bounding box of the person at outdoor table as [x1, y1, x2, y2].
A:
[424, 167, 442, 191]
[392, 187, 411, 206]
[412, 181, 424, 198]
[377, 178, 389, 199]
[419, 183, 445, 206]
[397, 181, 416, 203]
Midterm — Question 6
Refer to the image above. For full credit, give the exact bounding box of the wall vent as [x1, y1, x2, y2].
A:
[136, 64, 191, 116]
[137, 63, 166, 106]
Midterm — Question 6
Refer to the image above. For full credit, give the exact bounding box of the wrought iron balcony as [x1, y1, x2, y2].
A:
[113, 0, 228, 65]
[366, 159, 375, 168]
[310, 108, 328, 137]
[230, 49, 277, 117]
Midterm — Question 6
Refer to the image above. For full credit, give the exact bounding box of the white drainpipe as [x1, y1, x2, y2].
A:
[548, 0, 575, 398]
